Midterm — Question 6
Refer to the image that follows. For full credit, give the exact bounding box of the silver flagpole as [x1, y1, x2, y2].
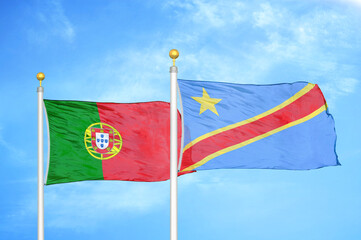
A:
[37, 72, 45, 240]
[169, 49, 179, 240]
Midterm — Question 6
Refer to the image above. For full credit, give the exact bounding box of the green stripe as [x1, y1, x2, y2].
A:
[44, 100, 104, 185]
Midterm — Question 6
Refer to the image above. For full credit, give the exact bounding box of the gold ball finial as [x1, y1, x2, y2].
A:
[169, 49, 179, 66]
[37, 72, 45, 86]
[37, 72, 45, 81]
[169, 49, 179, 59]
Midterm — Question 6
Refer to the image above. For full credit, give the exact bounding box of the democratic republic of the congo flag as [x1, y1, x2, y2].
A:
[177, 79, 339, 172]
[44, 100, 188, 185]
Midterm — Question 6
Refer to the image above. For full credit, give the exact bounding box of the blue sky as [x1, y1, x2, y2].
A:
[1, 0, 361, 239]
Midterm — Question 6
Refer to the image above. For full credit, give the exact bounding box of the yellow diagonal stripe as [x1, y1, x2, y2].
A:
[183, 83, 315, 152]
[181, 104, 327, 172]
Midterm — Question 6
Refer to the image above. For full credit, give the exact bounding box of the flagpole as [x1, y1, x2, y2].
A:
[169, 49, 179, 240]
[37, 72, 45, 240]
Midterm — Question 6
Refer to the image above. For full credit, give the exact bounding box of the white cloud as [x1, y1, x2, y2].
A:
[165, 0, 246, 28]
[320, 77, 359, 107]
[44, 181, 169, 229]
[44, 0, 357, 107]
[338, 78, 359, 93]
[179, 171, 295, 222]
[3, 179, 170, 231]
[29, 0, 75, 43]
[82, 47, 172, 103]
[89, 1, 360, 106]
[253, 2, 283, 28]
[0, 127, 26, 160]
[248, 3, 361, 106]
[333, 0, 361, 7]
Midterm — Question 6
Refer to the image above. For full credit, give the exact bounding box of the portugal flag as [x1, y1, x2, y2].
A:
[44, 100, 183, 185]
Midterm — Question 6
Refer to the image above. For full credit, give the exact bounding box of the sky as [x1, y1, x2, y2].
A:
[1, 0, 361, 239]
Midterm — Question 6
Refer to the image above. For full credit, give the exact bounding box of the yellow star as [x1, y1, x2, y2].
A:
[191, 88, 222, 116]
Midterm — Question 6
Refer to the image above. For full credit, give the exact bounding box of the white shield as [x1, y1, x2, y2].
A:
[95, 132, 109, 149]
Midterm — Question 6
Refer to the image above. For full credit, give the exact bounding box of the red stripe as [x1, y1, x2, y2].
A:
[181, 85, 326, 170]
[97, 102, 184, 182]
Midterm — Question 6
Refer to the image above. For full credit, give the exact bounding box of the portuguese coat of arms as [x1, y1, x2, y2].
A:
[84, 122, 122, 160]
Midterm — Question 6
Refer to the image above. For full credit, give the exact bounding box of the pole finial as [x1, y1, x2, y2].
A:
[37, 72, 45, 87]
[169, 49, 179, 66]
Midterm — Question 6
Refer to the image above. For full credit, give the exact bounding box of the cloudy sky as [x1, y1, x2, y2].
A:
[1, 0, 361, 239]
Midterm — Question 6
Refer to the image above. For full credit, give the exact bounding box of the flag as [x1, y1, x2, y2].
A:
[177, 79, 339, 172]
[44, 100, 184, 185]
